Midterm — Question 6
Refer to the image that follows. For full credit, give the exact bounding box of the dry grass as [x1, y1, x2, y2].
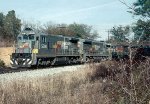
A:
[0, 65, 109, 104]
[0, 47, 13, 67]
[0, 58, 149, 104]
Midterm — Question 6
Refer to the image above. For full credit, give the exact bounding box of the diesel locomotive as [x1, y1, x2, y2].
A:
[10, 27, 109, 68]
[111, 44, 150, 60]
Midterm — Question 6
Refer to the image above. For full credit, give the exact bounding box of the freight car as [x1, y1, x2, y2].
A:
[10, 27, 109, 68]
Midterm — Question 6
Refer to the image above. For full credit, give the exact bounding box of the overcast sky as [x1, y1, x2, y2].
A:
[0, 0, 136, 40]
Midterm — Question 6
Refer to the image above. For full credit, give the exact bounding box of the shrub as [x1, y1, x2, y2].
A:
[91, 59, 150, 104]
[89, 61, 121, 80]
[0, 59, 5, 67]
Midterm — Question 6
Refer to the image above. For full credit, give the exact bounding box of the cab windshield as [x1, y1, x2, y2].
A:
[29, 34, 34, 40]
[22, 34, 35, 40]
[23, 35, 28, 40]
[18, 36, 22, 40]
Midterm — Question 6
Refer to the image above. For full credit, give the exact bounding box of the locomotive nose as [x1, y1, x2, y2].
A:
[10, 53, 32, 68]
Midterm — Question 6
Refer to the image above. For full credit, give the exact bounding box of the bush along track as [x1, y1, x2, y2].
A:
[0, 59, 6, 72]
[89, 58, 150, 104]
[0, 59, 5, 68]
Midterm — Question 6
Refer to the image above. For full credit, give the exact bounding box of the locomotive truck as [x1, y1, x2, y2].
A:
[10, 27, 109, 68]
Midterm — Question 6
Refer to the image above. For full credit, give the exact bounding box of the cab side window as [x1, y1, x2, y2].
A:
[36, 37, 39, 41]
[42, 36, 46, 43]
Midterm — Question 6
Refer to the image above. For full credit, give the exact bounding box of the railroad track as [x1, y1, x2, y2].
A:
[0, 63, 86, 74]
[0, 64, 87, 82]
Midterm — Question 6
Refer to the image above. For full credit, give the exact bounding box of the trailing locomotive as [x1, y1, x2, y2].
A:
[111, 44, 150, 60]
[10, 27, 109, 68]
[111, 45, 129, 60]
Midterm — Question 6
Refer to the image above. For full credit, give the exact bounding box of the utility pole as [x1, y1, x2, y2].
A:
[106, 30, 110, 43]
[106, 30, 112, 60]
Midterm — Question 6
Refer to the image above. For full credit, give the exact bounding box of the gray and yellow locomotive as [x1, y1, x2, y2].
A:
[10, 27, 109, 68]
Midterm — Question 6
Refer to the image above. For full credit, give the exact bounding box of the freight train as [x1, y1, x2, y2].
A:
[10, 28, 109, 68]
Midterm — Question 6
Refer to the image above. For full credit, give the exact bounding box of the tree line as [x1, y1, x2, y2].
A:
[42, 22, 99, 39]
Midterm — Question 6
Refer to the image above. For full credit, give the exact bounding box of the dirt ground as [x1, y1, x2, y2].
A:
[0, 47, 13, 67]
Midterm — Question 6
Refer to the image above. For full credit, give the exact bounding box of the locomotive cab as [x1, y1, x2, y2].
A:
[10, 27, 38, 67]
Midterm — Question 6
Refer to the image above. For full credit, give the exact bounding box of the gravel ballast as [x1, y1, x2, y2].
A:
[0, 65, 87, 83]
